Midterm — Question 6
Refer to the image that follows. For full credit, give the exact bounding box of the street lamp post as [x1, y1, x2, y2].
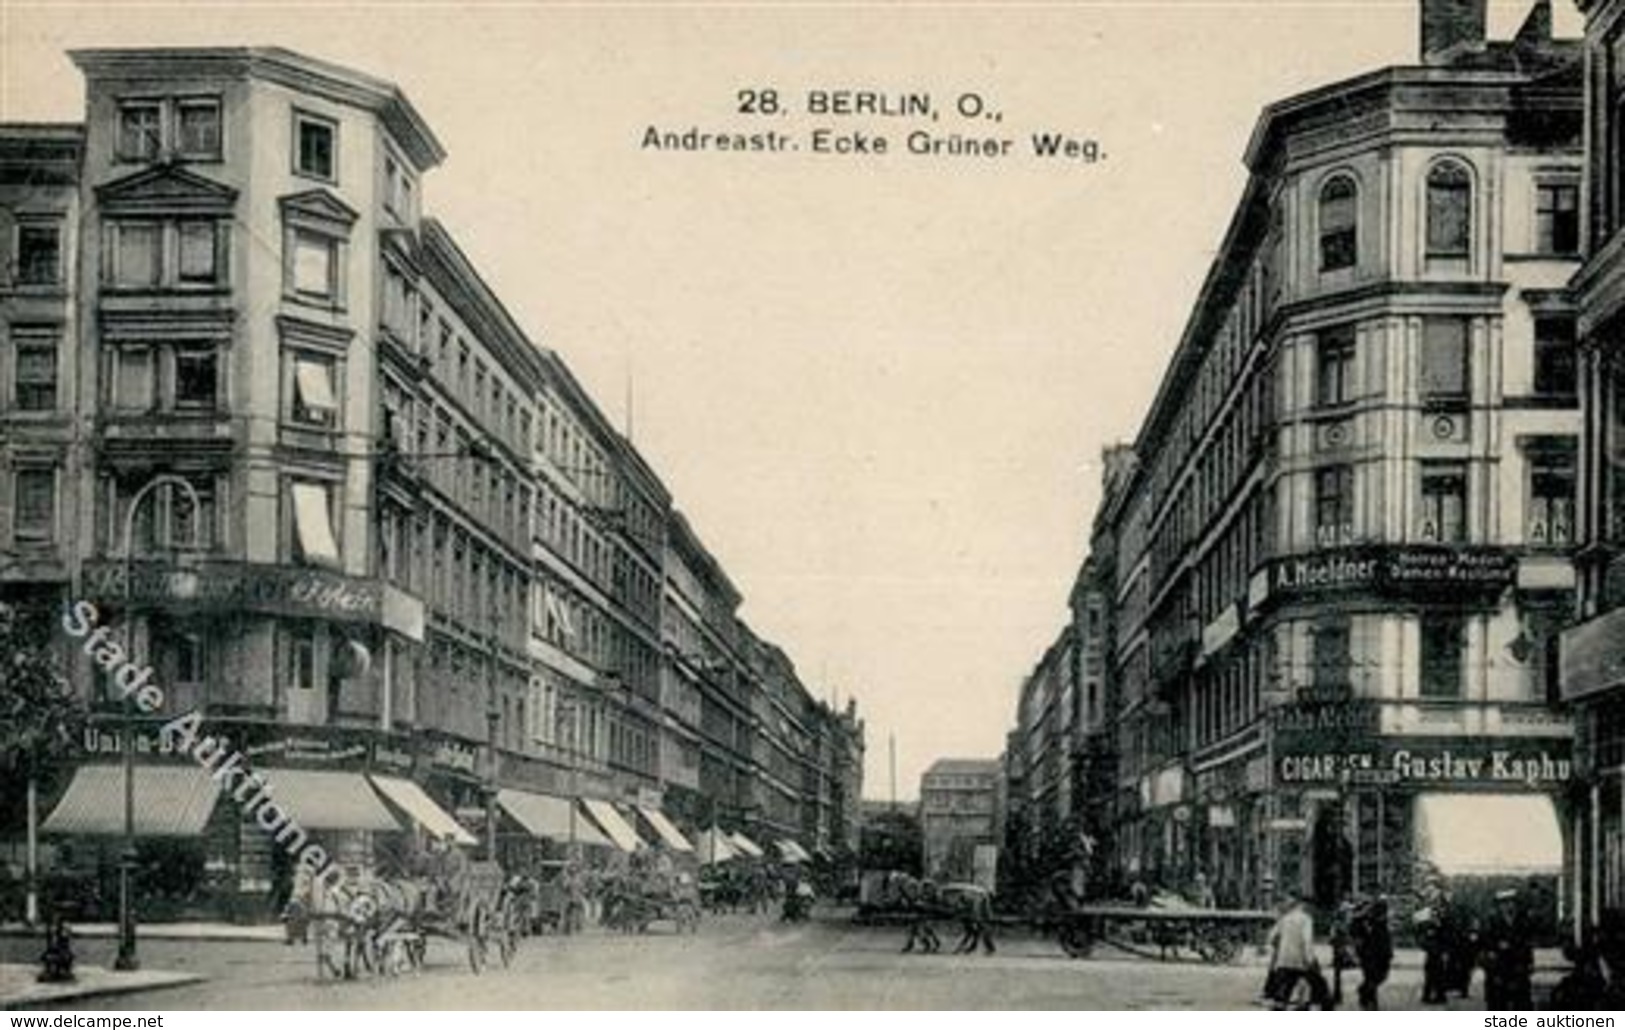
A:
[113, 474, 202, 973]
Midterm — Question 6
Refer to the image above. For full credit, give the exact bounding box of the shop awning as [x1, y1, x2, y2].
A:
[776, 839, 812, 863]
[637, 806, 693, 852]
[693, 828, 740, 865]
[580, 798, 644, 853]
[260, 769, 401, 832]
[43, 764, 220, 837]
[729, 831, 764, 858]
[1415, 793, 1563, 877]
[370, 775, 476, 846]
[496, 789, 611, 847]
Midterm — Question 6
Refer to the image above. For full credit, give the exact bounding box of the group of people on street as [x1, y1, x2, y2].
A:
[1261, 879, 1554, 1011]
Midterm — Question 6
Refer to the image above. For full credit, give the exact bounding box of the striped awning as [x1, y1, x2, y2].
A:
[370, 775, 476, 846]
[258, 769, 401, 832]
[580, 798, 644, 853]
[776, 839, 812, 863]
[637, 806, 693, 852]
[43, 764, 220, 837]
[497, 789, 611, 847]
[693, 828, 740, 865]
[728, 831, 765, 858]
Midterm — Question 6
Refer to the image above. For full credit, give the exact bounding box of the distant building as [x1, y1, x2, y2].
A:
[918, 757, 1001, 881]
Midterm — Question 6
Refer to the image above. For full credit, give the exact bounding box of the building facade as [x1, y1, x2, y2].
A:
[1562, 0, 1625, 949]
[1009, 0, 1584, 913]
[0, 47, 862, 920]
[918, 757, 1001, 882]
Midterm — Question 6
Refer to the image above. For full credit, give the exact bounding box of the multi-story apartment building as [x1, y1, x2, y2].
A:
[918, 757, 1001, 881]
[1007, 0, 1583, 914]
[1561, 0, 1625, 949]
[1, 46, 862, 919]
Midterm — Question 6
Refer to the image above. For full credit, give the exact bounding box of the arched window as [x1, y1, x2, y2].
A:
[1426, 161, 1472, 258]
[1319, 176, 1358, 272]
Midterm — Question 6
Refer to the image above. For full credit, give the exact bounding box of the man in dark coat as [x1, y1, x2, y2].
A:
[1352, 897, 1394, 1010]
[1481, 889, 1534, 1011]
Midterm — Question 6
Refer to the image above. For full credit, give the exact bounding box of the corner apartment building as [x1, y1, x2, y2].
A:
[0, 46, 862, 919]
[997, 1, 1584, 912]
[1560, 0, 1625, 949]
[1107, 0, 1581, 909]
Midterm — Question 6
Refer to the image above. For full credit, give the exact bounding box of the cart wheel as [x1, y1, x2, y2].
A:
[1058, 923, 1094, 959]
[1196, 928, 1240, 965]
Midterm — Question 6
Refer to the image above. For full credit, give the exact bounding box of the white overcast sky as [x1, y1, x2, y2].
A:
[1, 0, 1582, 800]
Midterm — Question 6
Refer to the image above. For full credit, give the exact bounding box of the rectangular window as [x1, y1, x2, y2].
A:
[290, 480, 340, 566]
[1420, 461, 1468, 543]
[118, 101, 163, 161]
[1311, 620, 1351, 694]
[173, 346, 218, 410]
[290, 624, 317, 691]
[13, 468, 55, 542]
[1535, 182, 1580, 256]
[167, 477, 217, 551]
[1419, 616, 1464, 699]
[1533, 317, 1578, 398]
[291, 354, 338, 426]
[114, 223, 163, 288]
[15, 222, 62, 287]
[294, 112, 336, 181]
[1528, 446, 1577, 547]
[12, 330, 58, 412]
[113, 346, 155, 412]
[177, 221, 221, 284]
[1316, 325, 1356, 407]
[1314, 465, 1354, 546]
[176, 98, 222, 160]
[1421, 317, 1470, 403]
[1427, 167, 1472, 258]
[290, 231, 336, 299]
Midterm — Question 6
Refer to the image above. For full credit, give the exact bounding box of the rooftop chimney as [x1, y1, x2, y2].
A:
[1421, 0, 1487, 65]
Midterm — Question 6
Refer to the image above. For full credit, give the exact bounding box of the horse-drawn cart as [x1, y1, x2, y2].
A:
[298, 860, 524, 979]
[1040, 900, 1275, 963]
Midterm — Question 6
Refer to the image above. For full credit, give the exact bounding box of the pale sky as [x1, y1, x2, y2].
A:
[0, 0, 1583, 801]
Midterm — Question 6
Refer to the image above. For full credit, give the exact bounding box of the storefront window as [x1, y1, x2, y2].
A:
[1419, 616, 1464, 699]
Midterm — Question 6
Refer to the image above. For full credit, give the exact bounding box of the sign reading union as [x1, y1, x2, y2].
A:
[1269, 546, 1516, 603]
[82, 560, 382, 623]
[1276, 740, 1572, 789]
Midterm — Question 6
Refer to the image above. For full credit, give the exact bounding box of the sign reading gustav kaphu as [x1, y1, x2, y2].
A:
[1275, 738, 1572, 789]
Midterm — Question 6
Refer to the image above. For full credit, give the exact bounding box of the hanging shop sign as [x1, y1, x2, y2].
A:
[1264, 546, 1516, 607]
[1274, 737, 1572, 790]
[1559, 606, 1625, 704]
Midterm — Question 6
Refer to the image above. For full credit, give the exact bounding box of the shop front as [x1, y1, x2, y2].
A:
[1270, 722, 1573, 931]
[42, 719, 451, 922]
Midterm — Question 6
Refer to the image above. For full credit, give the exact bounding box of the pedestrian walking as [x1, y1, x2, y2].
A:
[1480, 889, 1534, 1011]
[1352, 897, 1393, 1010]
[1415, 883, 1451, 1004]
[1263, 894, 1329, 1010]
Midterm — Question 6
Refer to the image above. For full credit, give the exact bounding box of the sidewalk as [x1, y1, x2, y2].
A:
[0, 923, 283, 944]
[0, 964, 204, 1010]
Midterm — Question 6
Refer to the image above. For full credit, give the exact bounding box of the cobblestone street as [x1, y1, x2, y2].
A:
[0, 911, 1530, 1010]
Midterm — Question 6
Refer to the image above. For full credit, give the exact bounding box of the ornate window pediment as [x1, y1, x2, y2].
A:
[279, 188, 359, 235]
[95, 164, 237, 216]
